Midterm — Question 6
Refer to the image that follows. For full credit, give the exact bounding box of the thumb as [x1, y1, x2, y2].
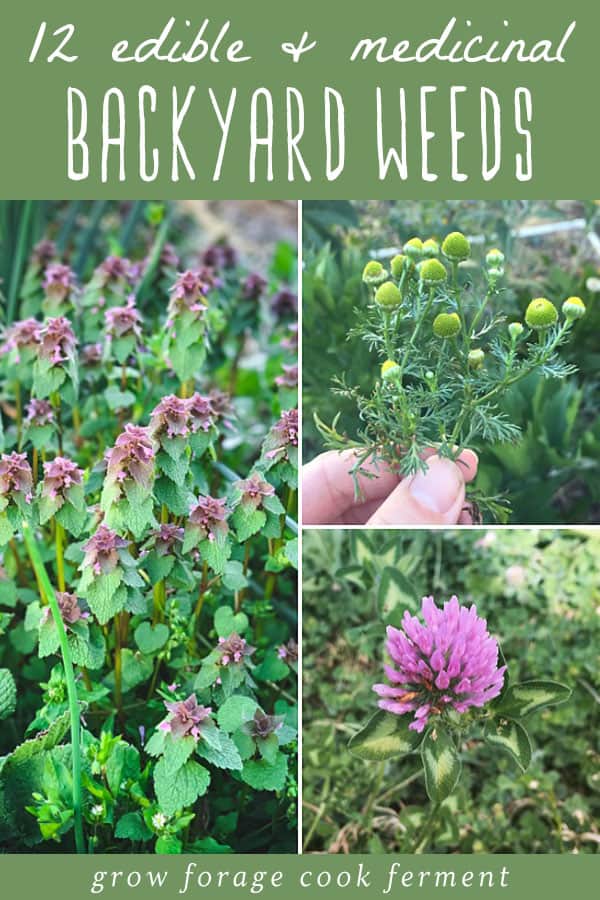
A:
[366, 456, 467, 525]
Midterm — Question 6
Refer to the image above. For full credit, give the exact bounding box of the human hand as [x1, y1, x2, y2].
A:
[302, 448, 478, 525]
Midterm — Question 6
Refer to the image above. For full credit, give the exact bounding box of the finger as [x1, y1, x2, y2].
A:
[366, 455, 467, 526]
[302, 450, 400, 525]
[458, 505, 474, 525]
[455, 448, 478, 484]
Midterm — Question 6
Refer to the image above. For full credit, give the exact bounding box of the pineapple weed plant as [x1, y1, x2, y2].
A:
[315, 231, 587, 522]
[0, 217, 299, 853]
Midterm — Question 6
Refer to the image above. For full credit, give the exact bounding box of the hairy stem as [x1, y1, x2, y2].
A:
[55, 520, 66, 592]
[22, 521, 85, 854]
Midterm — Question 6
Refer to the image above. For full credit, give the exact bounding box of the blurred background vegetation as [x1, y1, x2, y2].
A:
[303, 528, 600, 854]
[303, 200, 600, 524]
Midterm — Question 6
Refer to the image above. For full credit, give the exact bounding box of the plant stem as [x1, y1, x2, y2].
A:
[22, 521, 85, 854]
[55, 520, 66, 592]
[412, 801, 440, 854]
[114, 616, 123, 725]
[14, 381, 22, 447]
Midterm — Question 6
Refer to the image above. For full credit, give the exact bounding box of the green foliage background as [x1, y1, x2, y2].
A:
[302, 200, 600, 524]
[302, 528, 600, 853]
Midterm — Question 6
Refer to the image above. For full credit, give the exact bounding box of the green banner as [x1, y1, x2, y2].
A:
[0, 854, 598, 898]
[0, 0, 598, 196]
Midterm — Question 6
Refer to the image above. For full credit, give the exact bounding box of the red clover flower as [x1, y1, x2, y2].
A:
[374, 596, 506, 733]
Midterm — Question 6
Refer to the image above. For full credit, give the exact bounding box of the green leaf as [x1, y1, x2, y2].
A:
[485, 717, 532, 772]
[257, 733, 279, 764]
[115, 811, 152, 842]
[80, 569, 125, 625]
[421, 727, 461, 803]
[106, 741, 141, 795]
[155, 834, 182, 854]
[56, 500, 88, 537]
[134, 622, 169, 655]
[5, 712, 70, 767]
[222, 560, 248, 592]
[241, 754, 288, 792]
[254, 651, 289, 683]
[348, 710, 423, 761]
[214, 606, 248, 638]
[157, 451, 189, 486]
[105, 649, 153, 693]
[200, 534, 231, 576]
[377, 568, 417, 620]
[0, 513, 14, 547]
[104, 385, 136, 411]
[217, 695, 258, 733]
[0, 579, 18, 608]
[231, 504, 266, 542]
[161, 735, 196, 775]
[194, 663, 220, 691]
[0, 669, 16, 720]
[155, 477, 191, 516]
[196, 730, 243, 771]
[495, 680, 572, 719]
[154, 758, 210, 816]
[283, 538, 298, 568]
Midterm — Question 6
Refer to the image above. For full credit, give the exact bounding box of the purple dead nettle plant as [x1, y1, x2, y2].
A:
[104, 297, 144, 364]
[38, 456, 86, 533]
[42, 263, 77, 316]
[349, 595, 572, 831]
[101, 424, 157, 538]
[0, 452, 34, 543]
[33, 315, 78, 400]
[76, 522, 142, 627]
[230, 471, 285, 542]
[165, 270, 214, 384]
[183, 495, 231, 575]
[260, 408, 298, 489]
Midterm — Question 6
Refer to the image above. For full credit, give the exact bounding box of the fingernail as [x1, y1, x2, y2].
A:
[408, 457, 463, 514]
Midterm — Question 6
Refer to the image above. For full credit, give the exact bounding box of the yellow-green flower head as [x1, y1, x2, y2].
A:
[486, 248, 505, 268]
[422, 238, 440, 258]
[487, 266, 504, 281]
[380, 359, 400, 380]
[362, 259, 388, 286]
[420, 258, 447, 285]
[525, 298, 558, 330]
[442, 231, 471, 262]
[375, 281, 402, 309]
[508, 322, 524, 340]
[468, 348, 485, 370]
[562, 296, 586, 320]
[390, 254, 411, 279]
[403, 237, 423, 260]
[433, 312, 461, 338]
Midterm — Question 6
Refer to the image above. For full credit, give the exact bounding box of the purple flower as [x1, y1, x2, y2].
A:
[160, 243, 180, 271]
[43, 591, 88, 628]
[281, 323, 298, 353]
[243, 709, 283, 739]
[275, 364, 298, 389]
[25, 398, 54, 427]
[278, 638, 298, 664]
[373, 596, 506, 733]
[242, 273, 267, 300]
[1, 318, 41, 358]
[235, 472, 275, 510]
[167, 270, 211, 319]
[0, 452, 33, 502]
[96, 255, 133, 287]
[81, 342, 103, 366]
[37, 316, 77, 366]
[41, 456, 83, 507]
[31, 239, 57, 269]
[160, 694, 212, 741]
[271, 288, 297, 319]
[105, 298, 143, 340]
[153, 523, 184, 556]
[82, 523, 128, 576]
[187, 393, 216, 433]
[217, 633, 254, 667]
[43, 263, 76, 303]
[149, 395, 190, 440]
[202, 241, 237, 270]
[264, 409, 298, 460]
[189, 495, 229, 541]
[105, 425, 155, 493]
